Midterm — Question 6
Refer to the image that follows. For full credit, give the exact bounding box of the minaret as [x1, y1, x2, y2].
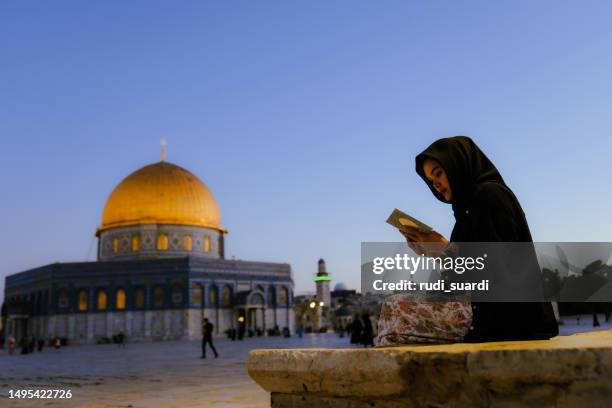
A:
[314, 258, 331, 307]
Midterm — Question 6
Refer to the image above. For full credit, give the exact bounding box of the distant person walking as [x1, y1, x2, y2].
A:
[201, 318, 218, 359]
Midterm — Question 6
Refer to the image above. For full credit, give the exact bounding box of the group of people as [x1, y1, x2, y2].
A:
[4, 332, 128, 355]
[6, 335, 62, 355]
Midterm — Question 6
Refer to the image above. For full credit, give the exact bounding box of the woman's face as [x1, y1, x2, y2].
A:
[423, 158, 452, 201]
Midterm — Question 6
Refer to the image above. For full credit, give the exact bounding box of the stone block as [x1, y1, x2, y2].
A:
[248, 330, 612, 407]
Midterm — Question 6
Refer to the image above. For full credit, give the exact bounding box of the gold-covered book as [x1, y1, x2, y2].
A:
[386, 208, 433, 235]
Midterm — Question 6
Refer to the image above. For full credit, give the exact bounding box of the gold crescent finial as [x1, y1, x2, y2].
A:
[160, 139, 167, 161]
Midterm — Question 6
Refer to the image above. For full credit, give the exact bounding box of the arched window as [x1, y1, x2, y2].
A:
[97, 290, 108, 310]
[157, 233, 168, 250]
[132, 234, 141, 252]
[153, 287, 164, 308]
[250, 293, 265, 305]
[116, 288, 126, 310]
[78, 289, 88, 311]
[183, 235, 193, 251]
[267, 286, 276, 307]
[222, 285, 232, 307]
[279, 287, 288, 306]
[203, 235, 211, 252]
[112, 238, 119, 253]
[57, 288, 68, 309]
[135, 288, 145, 309]
[209, 285, 218, 307]
[172, 283, 183, 306]
[192, 284, 203, 307]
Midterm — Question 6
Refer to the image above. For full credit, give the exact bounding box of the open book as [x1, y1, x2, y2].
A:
[386, 208, 433, 235]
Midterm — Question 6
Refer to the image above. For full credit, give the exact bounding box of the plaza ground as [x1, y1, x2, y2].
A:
[1, 317, 609, 408]
[1, 332, 358, 408]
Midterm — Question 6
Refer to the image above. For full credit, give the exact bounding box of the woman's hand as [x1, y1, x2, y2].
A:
[399, 226, 448, 256]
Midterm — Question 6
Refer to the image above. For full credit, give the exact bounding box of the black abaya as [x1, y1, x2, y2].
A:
[415, 136, 558, 341]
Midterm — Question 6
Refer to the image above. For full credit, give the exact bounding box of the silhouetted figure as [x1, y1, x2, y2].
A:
[350, 314, 363, 344]
[593, 313, 601, 327]
[361, 313, 374, 347]
[201, 318, 218, 359]
[117, 331, 126, 347]
[53, 337, 61, 349]
[37, 339, 45, 352]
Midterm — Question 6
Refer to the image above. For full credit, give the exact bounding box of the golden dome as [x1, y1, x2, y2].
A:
[98, 161, 224, 234]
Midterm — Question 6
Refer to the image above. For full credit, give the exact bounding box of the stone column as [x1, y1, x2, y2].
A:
[164, 310, 171, 339]
[67, 315, 76, 342]
[144, 311, 152, 337]
[125, 311, 132, 337]
[262, 307, 267, 334]
[106, 312, 113, 338]
[87, 313, 94, 342]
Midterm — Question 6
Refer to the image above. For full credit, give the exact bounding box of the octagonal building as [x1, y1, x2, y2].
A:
[3, 159, 294, 344]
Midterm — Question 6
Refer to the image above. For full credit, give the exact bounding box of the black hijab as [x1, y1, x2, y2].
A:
[415, 136, 531, 243]
[416, 136, 506, 214]
[414, 136, 558, 341]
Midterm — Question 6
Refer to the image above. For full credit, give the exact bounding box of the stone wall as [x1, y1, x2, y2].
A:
[34, 309, 187, 343]
[248, 330, 612, 407]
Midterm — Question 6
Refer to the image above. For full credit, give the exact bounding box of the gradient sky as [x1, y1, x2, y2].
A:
[2, 1, 612, 302]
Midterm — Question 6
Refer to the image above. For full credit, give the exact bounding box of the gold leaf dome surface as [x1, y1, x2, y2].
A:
[99, 161, 223, 233]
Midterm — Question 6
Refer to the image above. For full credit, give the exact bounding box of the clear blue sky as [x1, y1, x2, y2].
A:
[2, 1, 612, 301]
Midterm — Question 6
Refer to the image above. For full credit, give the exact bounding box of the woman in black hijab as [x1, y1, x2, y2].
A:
[377, 136, 558, 345]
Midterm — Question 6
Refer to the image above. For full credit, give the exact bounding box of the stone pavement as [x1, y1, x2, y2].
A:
[0, 333, 358, 408]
